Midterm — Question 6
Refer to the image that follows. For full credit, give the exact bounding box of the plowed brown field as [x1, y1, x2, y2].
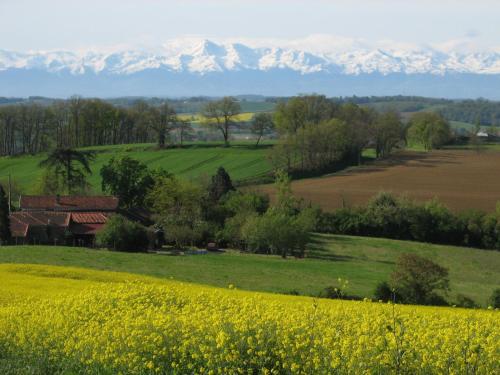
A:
[258, 150, 500, 212]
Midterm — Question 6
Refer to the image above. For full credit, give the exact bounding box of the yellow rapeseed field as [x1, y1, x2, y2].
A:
[0, 264, 498, 374]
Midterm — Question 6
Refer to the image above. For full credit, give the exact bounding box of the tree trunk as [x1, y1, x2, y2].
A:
[255, 134, 262, 147]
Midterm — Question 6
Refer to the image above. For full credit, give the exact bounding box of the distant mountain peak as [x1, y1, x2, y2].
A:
[1, 38, 500, 98]
[1, 38, 500, 76]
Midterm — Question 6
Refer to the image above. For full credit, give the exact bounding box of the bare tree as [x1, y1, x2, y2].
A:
[251, 113, 274, 146]
[202, 97, 241, 146]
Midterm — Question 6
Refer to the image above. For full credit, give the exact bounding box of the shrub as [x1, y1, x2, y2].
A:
[455, 294, 479, 309]
[489, 288, 500, 308]
[222, 190, 269, 215]
[373, 281, 404, 303]
[241, 210, 311, 258]
[96, 215, 149, 252]
[390, 253, 450, 305]
[317, 194, 500, 251]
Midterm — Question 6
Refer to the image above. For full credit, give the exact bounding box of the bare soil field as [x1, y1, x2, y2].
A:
[259, 149, 500, 212]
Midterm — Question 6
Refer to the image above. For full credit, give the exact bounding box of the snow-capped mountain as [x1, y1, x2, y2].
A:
[1, 37, 500, 98]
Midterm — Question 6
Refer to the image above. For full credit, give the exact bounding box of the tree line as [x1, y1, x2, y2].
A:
[268, 95, 452, 176]
[0, 97, 198, 155]
[318, 192, 500, 251]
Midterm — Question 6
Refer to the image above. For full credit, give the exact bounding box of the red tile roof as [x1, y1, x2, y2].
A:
[10, 211, 70, 226]
[9, 211, 110, 238]
[71, 212, 108, 224]
[10, 215, 29, 237]
[20, 196, 119, 212]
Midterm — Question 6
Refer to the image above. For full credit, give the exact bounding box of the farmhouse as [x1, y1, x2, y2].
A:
[10, 195, 119, 246]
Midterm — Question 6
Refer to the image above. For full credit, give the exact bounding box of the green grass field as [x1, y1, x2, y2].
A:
[1, 234, 497, 305]
[0, 142, 273, 193]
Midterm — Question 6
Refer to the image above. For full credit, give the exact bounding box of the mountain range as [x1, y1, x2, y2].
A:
[1, 37, 500, 98]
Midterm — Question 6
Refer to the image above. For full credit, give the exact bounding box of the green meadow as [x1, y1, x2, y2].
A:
[0, 234, 497, 306]
[0, 142, 274, 193]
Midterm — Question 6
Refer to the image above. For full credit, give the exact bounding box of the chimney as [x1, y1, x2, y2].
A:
[56, 194, 61, 205]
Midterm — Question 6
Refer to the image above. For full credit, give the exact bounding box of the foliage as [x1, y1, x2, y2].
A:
[455, 294, 479, 309]
[373, 111, 404, 158]
[489, 289, 500, 308]
[318, 193, 500, 251]
[208, 166, 235, 202]
[149, 102, 177, 148]
[438, 98, 500, 125]
[390, 253, 450, 305]
[240, 170, 316, 258]
[96, 215, 149, 252]
[39, 148, 95, 194]
[373, 281, 403, 303]
[270, 95, 396, 175]
[407, 112, 452, 150]
[147, 176, 207, 248]
[100, 156, 169, 208]
[242, 210, 311, 258]
[0, 186, 10, 243]
[0, 264, 498, 374]
[217, 191, 270, 248]
[222, 190, 269, 216]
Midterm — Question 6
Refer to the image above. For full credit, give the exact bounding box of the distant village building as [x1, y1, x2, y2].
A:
[10, 195, 119, 246]
[476, 130, 490, 138]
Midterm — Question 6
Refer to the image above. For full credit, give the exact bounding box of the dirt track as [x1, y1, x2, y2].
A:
[259, 150, 500, 212]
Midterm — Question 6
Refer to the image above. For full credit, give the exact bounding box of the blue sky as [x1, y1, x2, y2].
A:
[1, 0, 498, 51]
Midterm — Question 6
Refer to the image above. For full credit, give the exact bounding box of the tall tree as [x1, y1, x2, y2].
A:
[202, 97, 241, 146]
[175, 119, 194, 146]
[69, 96, 84, 147]
[147, 176, 205, 249]
[101, 156, 167, 208]
[251, 113, 274, 146]
[407, 112, 451, 150]
[373, 111, 403, 158]
[151, 103, 177, 148]
[338, 103, 375, 165]
[39, 148, 95, 194]
[0, 185, 11, 243]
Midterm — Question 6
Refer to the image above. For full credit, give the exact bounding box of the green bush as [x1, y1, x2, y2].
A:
[373, 281, 404, 303]
[489, 289, 500, 308]
[318, 193, 500, 251]
[455, 294, 479, 309]
[96, 215, 149, 252]
[241, 210, 311, 258]
[391, 254, 450, 306]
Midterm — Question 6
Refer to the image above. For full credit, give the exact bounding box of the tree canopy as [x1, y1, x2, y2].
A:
[407, 112, 451, 150]
[100, 156, 169, 208]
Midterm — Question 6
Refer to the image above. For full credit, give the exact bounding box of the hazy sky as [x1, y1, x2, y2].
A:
[1, 0, 498, 51]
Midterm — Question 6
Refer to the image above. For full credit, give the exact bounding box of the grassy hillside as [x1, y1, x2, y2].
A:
[1, 234, 497, 305]
[0, 142, 273, 194]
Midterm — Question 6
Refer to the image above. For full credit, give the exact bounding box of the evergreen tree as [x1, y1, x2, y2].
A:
[208, 167, 235, 202]
[39, 148, 95, 194]
[0, 185, 11, 243]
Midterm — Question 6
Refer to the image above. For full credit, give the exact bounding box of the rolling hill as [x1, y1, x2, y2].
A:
[0, 234, 497, 306]
[0, 142, 273, 194]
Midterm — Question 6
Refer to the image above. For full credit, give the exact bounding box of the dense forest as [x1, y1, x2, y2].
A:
[438, 99, 500, 125]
